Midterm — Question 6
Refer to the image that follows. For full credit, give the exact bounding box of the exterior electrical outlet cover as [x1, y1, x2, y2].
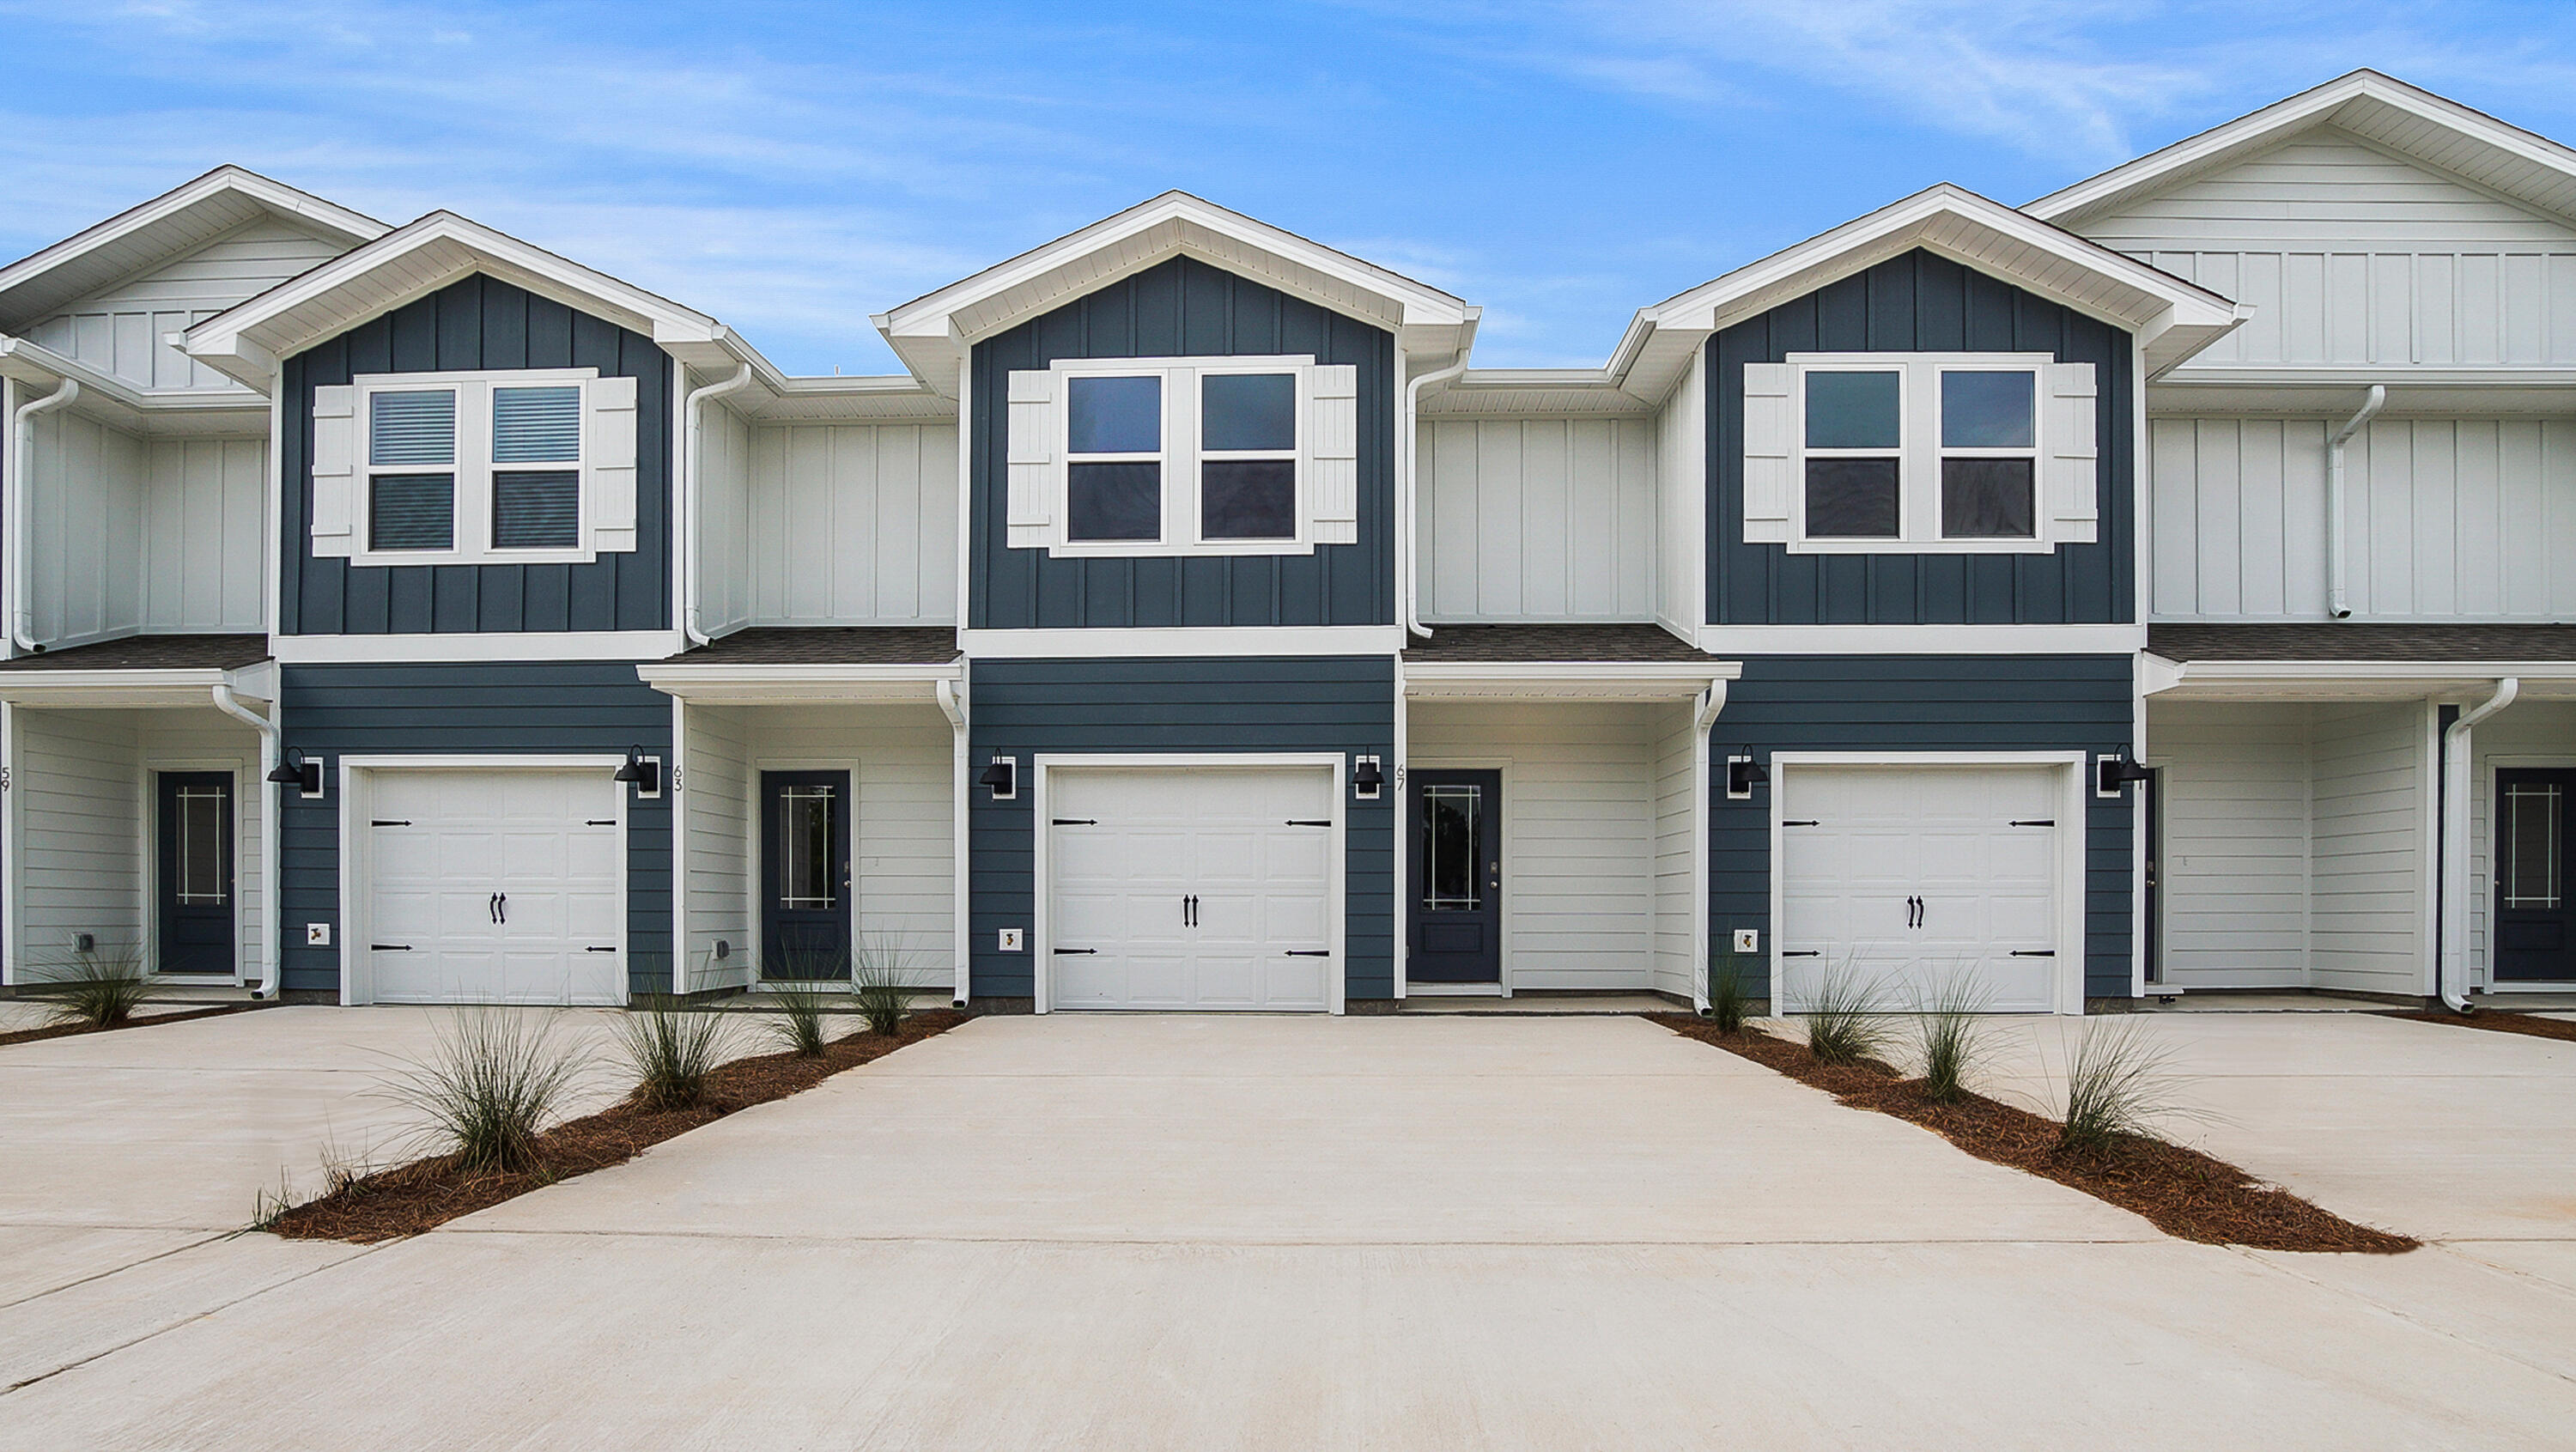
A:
[1733, 929, 1760, 955]
[999, 928, 1024, 952]
[307, 923, 332, 946]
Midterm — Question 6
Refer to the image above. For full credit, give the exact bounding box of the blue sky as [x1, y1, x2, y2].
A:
[5, 2, 2576, 376]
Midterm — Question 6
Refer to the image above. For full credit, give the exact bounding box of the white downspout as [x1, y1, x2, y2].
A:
[682, 364, 754, 648]
[2439, 677, 2518, 1012]
[1402, 350, 1473, 638]
[210, 683, 283, 999]
[2324, 385, 2385, 621]
[11, 378, 79, 654]
[935, 676, 971, 1009]
[1691, 679, 1729, 1012]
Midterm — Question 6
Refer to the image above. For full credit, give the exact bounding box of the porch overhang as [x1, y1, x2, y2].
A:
[0, 636, 276, 708]
[1404, 660, 1741, 701]
[637, 661, 964, 705]
[2145, 623, 2576, 700]
[2146, 657, 2576, 702]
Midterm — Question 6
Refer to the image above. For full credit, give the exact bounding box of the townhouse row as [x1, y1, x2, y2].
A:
[1, 70, 2570, 1015]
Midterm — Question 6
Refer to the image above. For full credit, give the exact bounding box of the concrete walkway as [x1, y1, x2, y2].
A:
[1, 1012, 2571, 1449]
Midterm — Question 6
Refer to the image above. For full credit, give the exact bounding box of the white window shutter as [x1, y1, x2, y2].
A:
[1308, 364, 1359, 545]
[2045, 361, 2099, 544]
[1741, 362, 1793, 544]
[587, 375, 641, 553]
[311, 384, 356, 558]
[1005, 369, 1055, 549]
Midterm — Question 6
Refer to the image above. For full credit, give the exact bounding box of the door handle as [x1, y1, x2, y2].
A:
[495, 892, 507, 926]
[488, 893, 499, 924]
[1285, 950, 1331, 957]
[1052, 947, 1098, 955]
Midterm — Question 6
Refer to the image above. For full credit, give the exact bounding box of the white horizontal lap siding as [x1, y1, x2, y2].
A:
[1420, 417, 1657, 623]
[27, 409, 146, 649]
[143, 437, 265, 632]
[2152, 416, 2576, 621]
[13, 710, 143, 969]
[1410, 701, 1662, 992]
[682, 703, 752, 990]
[137, 710, 265, 975]
[27, 217, 352, 391]
[748, 422, 959, 626]
[1651, 702, 1698, 1000]
[2151, 702, 2311, 987]
[2308, 702, 2430, 995]
[2468, 701, 2576, 987]
[747, 705, 955, 984]
[2083, 133, 2576, 368]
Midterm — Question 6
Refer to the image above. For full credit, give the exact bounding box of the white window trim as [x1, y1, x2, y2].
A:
[1786, 351, 2055, 556]
[1048, 353, 1320, 559]
[351, 368, 601, 568]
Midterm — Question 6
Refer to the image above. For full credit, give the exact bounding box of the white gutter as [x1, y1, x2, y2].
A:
[935, 677, 970, 1009]
[2324, 385, 2385, 620]
[1401, 348, 1473, 638]
[1690, 679, 1729, 1013]
[210, 682, 283, 999]
[681, 364, 754, 647]
[10, 378, 78, 654]
[2439, 677, 2518, 1012]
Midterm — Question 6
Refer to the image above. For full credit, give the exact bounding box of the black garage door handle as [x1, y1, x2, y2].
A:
[1285, 950, 1331, 957]
[371, 944, 411, 951]
[1781, 950, 1821, 958]
[1053, 947, 1097, 955]
[2009, 949, 2057, 957]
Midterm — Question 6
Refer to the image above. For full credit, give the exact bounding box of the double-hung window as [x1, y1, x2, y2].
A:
[1007, 354, 1358, 556]
[1743, 352, 2094, 553]
[313, 368, 640, 567]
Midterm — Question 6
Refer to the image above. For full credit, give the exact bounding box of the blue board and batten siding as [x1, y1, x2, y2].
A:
[1707, 248, 2135, 626]
[968, 257, 1395, 629]
[968, 657, 1396, 1001]
[280, 275, 675, 636]
[1710, 654, 2135, 1000]
[276, 663, 674, 996]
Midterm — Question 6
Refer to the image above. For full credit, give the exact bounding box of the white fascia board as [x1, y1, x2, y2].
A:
[1698, 623, 2145, 655]
[961, 625, 1405, 659]
[0, 670, 231, 707]
[0, 335, 270, 428]
[2028, 70, 2576, 230]
[272, 630, 686, 664]
[1403, 660, 1740, 700]
[183, 212, 724, 389]
[874, 191, 1474, 391]
[635, 661, 964, 703]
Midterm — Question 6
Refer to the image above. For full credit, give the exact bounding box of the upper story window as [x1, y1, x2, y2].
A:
[1743, 352, 2095, 554]
[1006, 354, 1359, 556]
[312, 368, 641, 568]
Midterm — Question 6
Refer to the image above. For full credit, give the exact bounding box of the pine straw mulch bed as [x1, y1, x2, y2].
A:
[266, 1009, 969, 1243]
[0, 1000, 272, 1048]
[1647, 1013, 2416, 1255]
[2385, 1008, 2576, 1045]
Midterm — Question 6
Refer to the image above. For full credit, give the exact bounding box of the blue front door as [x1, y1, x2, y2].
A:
[1409, 769, 1501, 984]
[760, 770, 852, 980]
[156, 771, 235, 976]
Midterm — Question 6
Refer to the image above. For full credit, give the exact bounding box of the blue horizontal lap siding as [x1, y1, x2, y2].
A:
[969, 656, 1396, 1002]
[1708, 248, 2134, 627]
[969, 257, 1395, 629]
[1710, 654, 2135, 1001]
[282, 275, 674, 635]
[276, 663, 673, 998]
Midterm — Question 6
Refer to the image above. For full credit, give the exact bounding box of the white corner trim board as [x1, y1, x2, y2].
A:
[959, 626, 1406, 659]
[273, 630, 688, 665]
[1696, 623, 2145, 655]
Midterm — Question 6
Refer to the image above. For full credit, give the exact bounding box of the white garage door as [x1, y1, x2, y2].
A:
[1778, 763, 2065, 1014]
[364, 769, 625, 1005]
[1048, 765, 1334, 1011]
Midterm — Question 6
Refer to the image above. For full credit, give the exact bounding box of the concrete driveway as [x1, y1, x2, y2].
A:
[3, 1011, 2573, 1449]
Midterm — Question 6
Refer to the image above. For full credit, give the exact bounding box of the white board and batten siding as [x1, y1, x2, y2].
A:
[2147, 700, 2431, 994]
[705, 420, 959, 629]
[1655, 351, 1706, 636]
[1419, 417, 1659, 622]
[2081, 130, 2576, 370]
[25, 216, 353, 392]
[2151, 416, 2576, 621]
[678, 702, 957, 990]
[1410, 701, 1669, 993]
[144, 438, 267, 631]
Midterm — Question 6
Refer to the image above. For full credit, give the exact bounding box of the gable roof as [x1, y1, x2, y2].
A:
[2028, 70, 2576, 232]
[873, 191, 1479, 393]
[1540, 184, 2245, 411]
[180, 210, 749, 389]
[0, 166, 386, 331]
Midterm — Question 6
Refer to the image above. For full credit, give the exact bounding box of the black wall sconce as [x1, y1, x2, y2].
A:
[981, 754, 1018, 800]
[2096, 751, 2152, 798]
[1352, 754, 1384, 800]
[1725, 754, 1768, 799]
[266, 748, 324, 797]
[612, 745, 663, 799]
